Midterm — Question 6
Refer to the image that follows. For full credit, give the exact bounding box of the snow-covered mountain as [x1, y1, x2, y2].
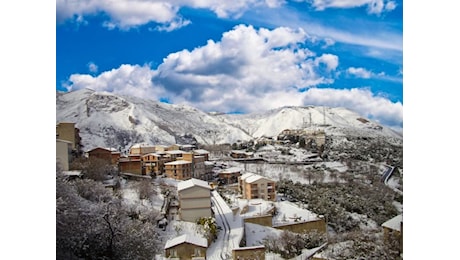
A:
[56, 89, 402, 152]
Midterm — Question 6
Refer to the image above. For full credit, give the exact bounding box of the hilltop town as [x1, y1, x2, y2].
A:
[56, 120, 403, 259]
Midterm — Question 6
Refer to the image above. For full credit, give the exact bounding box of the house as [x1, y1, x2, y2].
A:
[129, 143, 156, 155]
[118, 156, 142, 175]
[193, 149, 210, 161]
[218, 167, 242, 185]
[110, 151, 121, 165]
[155, 145, 169, 152]
[230, 150, 254, 159]
[239, 173, 276, 201]
[382, 214, 403, 255]
[180, 144, 196, 152]
[56, 139, 72, 171]
[56, 122, 82, 157]
[56, 122, 81, 151]
[167, 144, 181, 151]
[142, 152, 172, 176]
[166, 150, 186, 161]
[87, 147, 112, 164]
[165, 160, 193, 180]
[182, 153, 207, 179]
[164, 234, 207, 260]
[177, 178, 212, 222]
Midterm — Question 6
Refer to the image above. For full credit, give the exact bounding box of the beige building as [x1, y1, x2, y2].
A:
[56, 122, 82, 155]
[193, 149, 210, 161]
[118, 155, 142, 175]
[382, 214, 403, 255]
[129, 143, 156, 155]
[87, 147, 112, 164]
[239, 173, 276, 201]
[182, 152, 206, 179]
[165, 160, 193, 180]
[177, 178, 212, 222]
[56, 139, 72, 171]
[164, 234, 207, 259]
[142, 152, 172, 176]
[219, 167, 241, 185]
[166, 150, 186, 161]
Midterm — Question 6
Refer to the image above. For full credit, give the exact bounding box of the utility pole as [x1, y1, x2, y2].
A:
[323, 106, 326, 125]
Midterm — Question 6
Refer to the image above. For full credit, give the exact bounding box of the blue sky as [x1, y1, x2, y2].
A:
[56, 0, 403, 129]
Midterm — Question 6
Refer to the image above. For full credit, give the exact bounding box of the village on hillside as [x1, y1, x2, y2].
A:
[56, 122, 403, 259]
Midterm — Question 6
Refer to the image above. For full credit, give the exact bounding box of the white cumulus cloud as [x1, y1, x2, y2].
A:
[65, 64, 166, 99]
[64, 25, 341, 114]
[302, 87, 403, 128]
[56, 0, 283, 30]
[307, 0, 397, 15]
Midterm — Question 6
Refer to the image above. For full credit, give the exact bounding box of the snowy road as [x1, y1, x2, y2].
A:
[207, 191, 244, 260]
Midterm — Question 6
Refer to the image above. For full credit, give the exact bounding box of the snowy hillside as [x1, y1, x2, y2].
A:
[217, 106, 402, 140]
[56, 89, 402, 152]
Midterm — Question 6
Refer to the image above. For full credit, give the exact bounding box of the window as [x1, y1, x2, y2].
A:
[194, 248, 201, 257]
[170, 249, 177, 257]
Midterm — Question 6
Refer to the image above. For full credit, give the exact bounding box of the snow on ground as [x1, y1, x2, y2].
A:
[272, 200, 321, 225]
[245, 222, 283, 246]
[207, 191, 245, 260]
[224, 159, 349, 186]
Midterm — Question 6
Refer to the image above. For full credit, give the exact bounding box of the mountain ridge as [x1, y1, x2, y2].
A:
[56, 89, 402, 152]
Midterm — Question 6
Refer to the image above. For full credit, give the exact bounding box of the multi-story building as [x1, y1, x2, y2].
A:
[219, 167, 241, 184]
[142, 152, 172, 176]
[87, 147, 112, 164]
[129, 143, 156, 156]
[56, 122, 82, 156]
[239, 173, 276, 201]
[164, 234, 208, 260]
[165, 160, 193, 180]
[87, 147, 120, 165]
[56, 139, 72, 171]
[177, 178, 212, 222]
[118, 155, 142, 175]
[192, 149, 210, 161]
[166, 150, 186, 161]
[182, 152, 206, 179]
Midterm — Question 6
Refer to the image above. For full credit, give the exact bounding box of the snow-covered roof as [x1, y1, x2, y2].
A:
[381, 214, 403, 231]
[164, 234, 208, 249]
[130, 143, 153, 148]
[245, 175, 264, 183]
[177, 178, 211, 191]
[240, 172, 273, 183]
[240, 172, 255, 180]
[219, 167, 242, 174]
[193, 149, 209, 154]
[142, 152, 162, 157]
[87, 147, 118, 153]
[165, 160, 192, 165]
[166, 150, 185, 154]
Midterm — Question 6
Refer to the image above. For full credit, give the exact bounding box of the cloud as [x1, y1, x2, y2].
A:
[56, 0, 283, 30]
[345, 67, 399, 82]
[154, 17, 191, 32]
[347, 67, 372, 78]
[65, 25, 340, 114]
[307, 0, 397, 15]
[302, 87, 403, 128]
[65, 64, 166, 98]
[87, 62, 98, 73]
[152, 25, 338, 111]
